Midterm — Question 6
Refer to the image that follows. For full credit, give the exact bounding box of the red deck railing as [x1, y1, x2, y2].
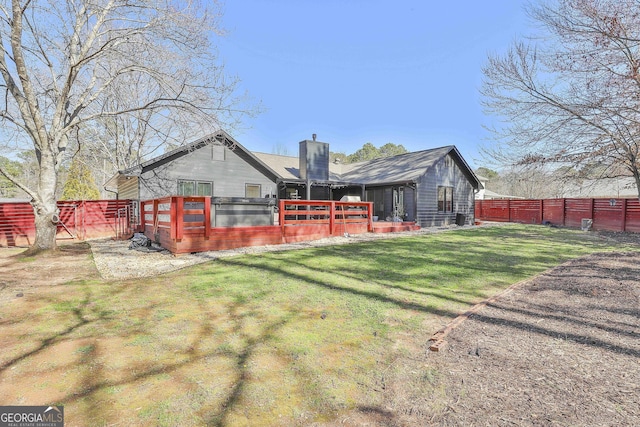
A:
[139, 197, 375, 253]
[279, 199, 373, 240]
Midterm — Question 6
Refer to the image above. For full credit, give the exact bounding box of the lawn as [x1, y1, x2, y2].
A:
[0, 225, 637, 426]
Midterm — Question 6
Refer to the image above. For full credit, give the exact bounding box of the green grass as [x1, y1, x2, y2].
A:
[1, 224, 637, 426]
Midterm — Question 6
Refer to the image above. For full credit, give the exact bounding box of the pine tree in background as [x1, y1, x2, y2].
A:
[61, 159, 101, 201]
[341, 142, 408, 163]
[0, 156, 23, 198]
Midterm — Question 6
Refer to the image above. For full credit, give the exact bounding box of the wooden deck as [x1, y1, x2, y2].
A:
[140, 197, 420, 254]
[371, 221, 421, 233]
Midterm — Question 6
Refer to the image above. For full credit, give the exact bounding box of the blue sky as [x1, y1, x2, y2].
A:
[217, 1, 530, 168]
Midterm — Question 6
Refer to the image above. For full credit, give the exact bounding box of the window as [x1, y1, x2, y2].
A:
[245, 184, 261, 198]
[438, 186, 453, 212]
[177, 180, 194, 196]
[177, 180, 213, 196]
[196, 182, 212, 196]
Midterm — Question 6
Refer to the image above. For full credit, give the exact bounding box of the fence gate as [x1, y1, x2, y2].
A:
[115, 200, 137, 239]
[57, 203, 78, 239]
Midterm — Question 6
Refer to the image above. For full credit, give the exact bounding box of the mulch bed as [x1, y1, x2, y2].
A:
[386, 250, 640, 426]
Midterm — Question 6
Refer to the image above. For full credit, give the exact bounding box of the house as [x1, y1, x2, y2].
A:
[105, 130, 483, 227]
[474, 174, 523, 200]
[560, 177, 638, 198]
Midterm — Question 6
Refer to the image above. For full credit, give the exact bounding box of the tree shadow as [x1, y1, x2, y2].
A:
[470, 311, 640, 358]
[486, 300, 640, 343]
[215, 257, 460, 320]
[0, 278, 300, 426]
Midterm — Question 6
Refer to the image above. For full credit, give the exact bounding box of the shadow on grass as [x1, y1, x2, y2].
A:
[1, 283, 299, 426]
[214, 256, 460, 320]
[0, 287, 97, 373]
[207, 301, 295, 427]
[3, 226, 638, 425]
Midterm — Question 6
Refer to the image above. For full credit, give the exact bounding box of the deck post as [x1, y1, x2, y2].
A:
[279, 199, 286, 233]
[367, 201, 374, 232]
[204, 196, 211, 238]
[330, 201, 336, 235]
[153, 199, 161, 238]
[175, 196, 184, 240]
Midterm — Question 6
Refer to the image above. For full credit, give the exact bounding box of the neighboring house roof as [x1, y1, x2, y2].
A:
[561, 177, 638, 198]
[0, 198, 31, 203]
[476, 189, 524, 200]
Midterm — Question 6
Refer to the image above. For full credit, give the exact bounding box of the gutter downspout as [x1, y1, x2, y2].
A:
[104, 186, 119, 200]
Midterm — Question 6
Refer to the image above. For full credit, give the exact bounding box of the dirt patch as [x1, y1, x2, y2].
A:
[0, 243, 97, 304]
[375, 250, 640, 426]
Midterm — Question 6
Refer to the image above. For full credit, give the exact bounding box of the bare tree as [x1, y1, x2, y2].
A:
[481, 0, 640, 198]
[492, 165, 565, 199]
[0, 0, 251, 253]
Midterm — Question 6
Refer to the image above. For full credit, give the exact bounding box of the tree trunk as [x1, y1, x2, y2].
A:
[30, 203, 59, 253]
[26, 151, 60, 254]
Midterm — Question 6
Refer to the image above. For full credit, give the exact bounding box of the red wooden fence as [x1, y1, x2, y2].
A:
[0, 199, 134, 247]
[475, 198, 640, 233]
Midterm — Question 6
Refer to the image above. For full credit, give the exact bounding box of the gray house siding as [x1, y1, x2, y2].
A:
[416, 154, 475, 227]
[138, 144, 277, 201]
[118, 176, 139, 200]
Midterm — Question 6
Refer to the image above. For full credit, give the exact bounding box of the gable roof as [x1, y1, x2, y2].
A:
[105, 130, 282, 189]
[254, 145, 481, 188]
[338, 145, 482, 188]
[251, 152, 300, 180]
